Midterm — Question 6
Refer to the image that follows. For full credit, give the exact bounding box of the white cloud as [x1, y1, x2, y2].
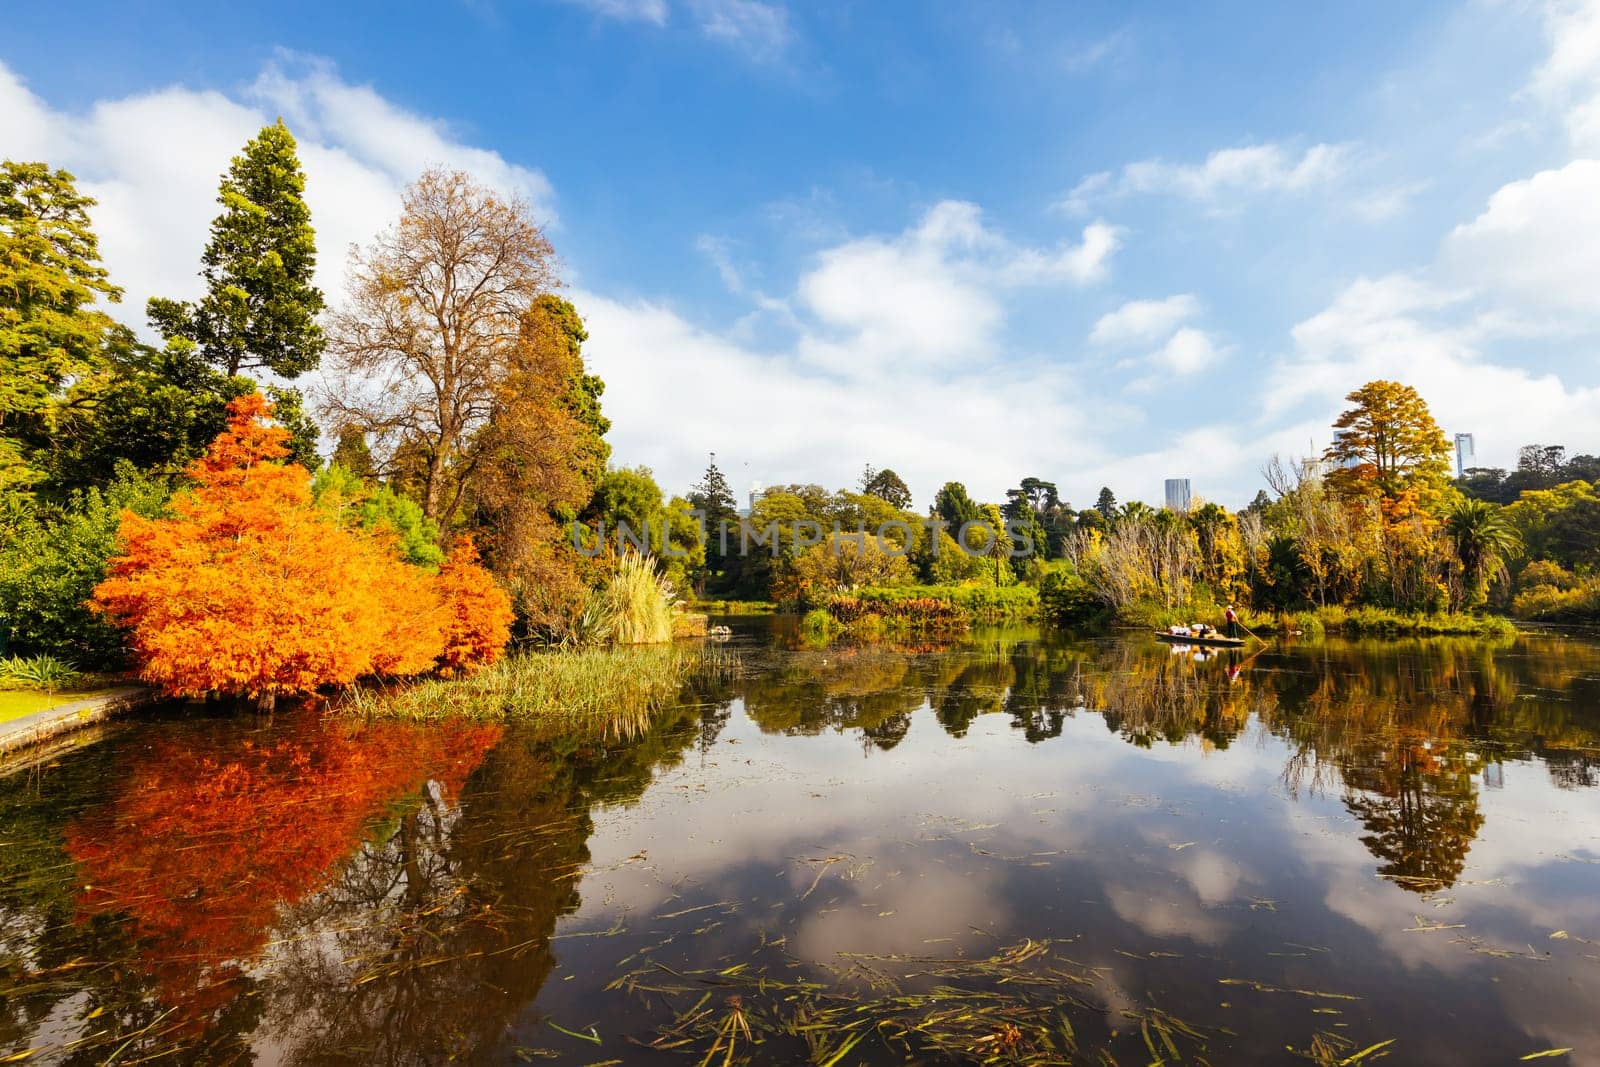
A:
[558, 0, 670, 25]
[1528, 0, 1600, 150]
[1442, 158, 1600, 320]
[1151, 326, 1223, 375]
[1071, 141, 1354, 209]
[1064, 29, 1134, 74]
[794, 201, 1118, 376]
[1266, 273, 1600, 469]
[1349, 179, 1432, 222]
[1090, 294, 1201, 347]
[688, 0, 791, 61]
[573, 287, 1106, 505]
[0, 56, 554, 329]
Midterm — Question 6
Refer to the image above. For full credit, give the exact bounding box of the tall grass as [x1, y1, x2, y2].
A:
[340, 644, 713, 737]
[596, 552, 676, 645]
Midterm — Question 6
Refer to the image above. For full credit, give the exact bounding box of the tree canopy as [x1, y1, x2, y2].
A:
[148, 120, 325, 379]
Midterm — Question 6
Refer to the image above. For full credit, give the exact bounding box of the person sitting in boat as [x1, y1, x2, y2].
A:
[1224, 604, 1240, 639]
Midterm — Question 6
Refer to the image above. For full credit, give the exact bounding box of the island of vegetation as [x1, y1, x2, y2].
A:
[4, 121, 1598, 728]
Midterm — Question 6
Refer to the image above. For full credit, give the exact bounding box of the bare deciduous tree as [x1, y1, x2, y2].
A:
[324, 168, 557, 524]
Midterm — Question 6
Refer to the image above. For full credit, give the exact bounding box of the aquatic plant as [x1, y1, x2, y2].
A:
[341, 644, 713, 737]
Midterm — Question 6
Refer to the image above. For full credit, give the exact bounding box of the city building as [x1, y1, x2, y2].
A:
[1455, 433, 1475, 479]
[1164, 478, 1192, 512]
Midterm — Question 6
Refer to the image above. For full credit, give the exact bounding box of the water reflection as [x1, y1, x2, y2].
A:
[2, 625, 1600, 1062]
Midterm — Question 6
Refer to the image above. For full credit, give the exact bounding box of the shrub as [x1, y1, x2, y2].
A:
[433, 538, 516, 676]
[1519, 560, 1579, 592]
[850, 583, 1039, 620]
[1039, 571, 1102, 626]
[1513, 579, 1600, 622]
[0, 464, 170, 666]
[90, 394, 479, 706]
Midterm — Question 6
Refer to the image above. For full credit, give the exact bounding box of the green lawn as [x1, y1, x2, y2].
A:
[0, 688, 118, 725]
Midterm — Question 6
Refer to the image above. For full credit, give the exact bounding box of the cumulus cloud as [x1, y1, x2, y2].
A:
[0, 55, 553, 326]
[1527, 0, 1600, 150]
[573, 288, 1108, 506]
[1266, 273, 1600, 467]
[1066, 141, 1353, 210]
[794, 200, 1118, 375]
[1090, 295, 1201, 347]
[1442, 159, 1600, 321]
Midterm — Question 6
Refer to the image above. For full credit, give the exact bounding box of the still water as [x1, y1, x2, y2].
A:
[5, 621, 1600, 1064]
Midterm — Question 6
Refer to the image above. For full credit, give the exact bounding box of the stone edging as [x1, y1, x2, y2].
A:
[0, 687, 157, 768]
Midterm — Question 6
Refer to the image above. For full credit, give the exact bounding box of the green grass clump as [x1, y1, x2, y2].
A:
[0, 654, 82, 689]
[340, 644, 709, 737]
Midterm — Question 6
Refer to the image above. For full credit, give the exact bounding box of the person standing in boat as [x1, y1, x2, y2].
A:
[1224, 604, 1241, 639]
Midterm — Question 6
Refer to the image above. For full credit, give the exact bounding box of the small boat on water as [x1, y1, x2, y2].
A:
[1154, 631, 1247, 649]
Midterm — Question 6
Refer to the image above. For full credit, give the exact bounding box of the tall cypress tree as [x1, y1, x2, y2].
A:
[149, 119, 325, 379]
[689, 454, 739, 578]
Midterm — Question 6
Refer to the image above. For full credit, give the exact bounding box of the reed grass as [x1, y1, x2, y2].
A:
[339, 644, 711, 737]
[600, 552, 677, 645]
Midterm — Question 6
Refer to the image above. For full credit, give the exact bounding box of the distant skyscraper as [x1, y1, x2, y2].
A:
[1455, 433, 1475, 479]
[1332, 429, 1363, 469]
[1164, 478, 1192, 511]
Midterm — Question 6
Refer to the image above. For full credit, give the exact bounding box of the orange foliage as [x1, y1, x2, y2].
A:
[66, 714, 503, 1022]
[92, 394, 510, 699]
[434, 536, 516, 676]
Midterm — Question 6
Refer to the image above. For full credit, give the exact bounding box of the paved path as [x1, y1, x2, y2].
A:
[0, 687, 156, 769]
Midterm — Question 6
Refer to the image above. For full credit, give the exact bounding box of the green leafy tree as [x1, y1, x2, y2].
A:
[588, 466, 669, 548]
[860, 465, 912, 509]
[531, 294, 610, 495]
[1, 163, 121, 487]
[0, 463, 169, 664]
[1095, 486, 1117, 521]
[35, 336, 318, 492]
[330, 425, 376, 482]
[148, 120, 325, 378]
[310, 464, 444, 568]
[933, 481, 982, 532]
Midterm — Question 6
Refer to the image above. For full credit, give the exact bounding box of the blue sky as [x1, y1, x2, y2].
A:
[5, 0, 1600, 508]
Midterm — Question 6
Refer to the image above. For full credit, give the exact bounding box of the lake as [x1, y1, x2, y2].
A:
[4, 620, 1600, 1064]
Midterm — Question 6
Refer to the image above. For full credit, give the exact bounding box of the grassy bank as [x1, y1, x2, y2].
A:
[1122, 600, 1516, 639]
[687, 599, 777, 615]
[0, 688, 120, 725]
[339, 644, 717, 737]
[848, 584, 1040, 621]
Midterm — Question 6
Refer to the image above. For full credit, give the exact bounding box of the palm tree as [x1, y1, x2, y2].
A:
[1445, 499, 1523, 608]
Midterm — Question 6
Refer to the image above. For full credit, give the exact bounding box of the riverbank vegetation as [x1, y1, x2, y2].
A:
[2, 127, 692, 710]
[6, 124, 1594, 713]
[340, 644, 708, 735]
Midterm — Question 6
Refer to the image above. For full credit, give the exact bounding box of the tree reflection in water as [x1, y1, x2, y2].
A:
[3, 626, 1600, 1062]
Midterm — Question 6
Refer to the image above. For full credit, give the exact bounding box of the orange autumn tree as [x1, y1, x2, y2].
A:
[435, 536, 517, 676]
[93, 393, 510, 705]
